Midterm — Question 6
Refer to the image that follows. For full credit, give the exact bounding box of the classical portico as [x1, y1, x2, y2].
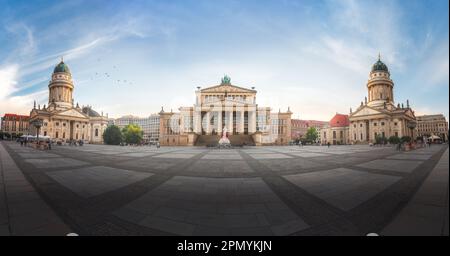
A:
[159, 76, 292, 146]
[193, 76, 257, 135]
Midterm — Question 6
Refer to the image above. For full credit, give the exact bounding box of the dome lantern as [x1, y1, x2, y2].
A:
[53, 57, 71, 74]
[371, 53, 389, 73]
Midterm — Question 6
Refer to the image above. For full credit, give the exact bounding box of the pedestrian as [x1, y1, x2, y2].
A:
[48, 139, 52, 150]
[327, 142, 330, 148]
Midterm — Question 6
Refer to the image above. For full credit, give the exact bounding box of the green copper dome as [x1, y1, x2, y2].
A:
[53, 61, 70, 73]
[371, 57, 389, 73]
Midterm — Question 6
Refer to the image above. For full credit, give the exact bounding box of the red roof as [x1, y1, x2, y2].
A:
[3, 113, 30, 119]
[329, 114, 349, 127]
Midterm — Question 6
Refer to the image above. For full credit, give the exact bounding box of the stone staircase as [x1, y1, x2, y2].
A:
[195, 134, 255, 147]
[229, 135, 255, 146]
[195, 135, 220, 147]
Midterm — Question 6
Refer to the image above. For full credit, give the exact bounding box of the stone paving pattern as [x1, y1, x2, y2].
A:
[0, 141, 448, 235]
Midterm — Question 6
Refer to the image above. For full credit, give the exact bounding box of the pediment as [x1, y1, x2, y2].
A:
[57, 109, 88, 119]
[351, 106, 383, 117]
[404, 109, 416, 119]
[201, 98, 253, 106]
[201, 84, 256, 94]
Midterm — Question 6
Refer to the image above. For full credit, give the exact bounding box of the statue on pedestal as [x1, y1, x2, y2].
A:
[218, 127, 231, 147]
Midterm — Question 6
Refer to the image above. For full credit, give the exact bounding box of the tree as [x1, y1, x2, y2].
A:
[388, 135, 400, 144]
[103, 125, 123, 145]
[400, 136, 411, 143]
[305, 127, 318, 142]
[375, 134, 387, 145]
[122, 124, 143, 144]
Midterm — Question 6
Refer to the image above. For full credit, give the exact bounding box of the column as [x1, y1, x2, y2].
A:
[228, 111, 233, 135]
[248, 107, 256, 134]
[240, 111, 245, 134]
[206, 112, 210, 135]
[194, 111, 201, 134]
[218, 110, 222, 134]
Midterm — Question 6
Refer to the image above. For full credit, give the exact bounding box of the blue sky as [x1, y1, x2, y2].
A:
[0, 0, 448, 121]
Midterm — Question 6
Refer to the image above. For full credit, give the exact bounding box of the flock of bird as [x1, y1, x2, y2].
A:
[89, 58, 134, 85]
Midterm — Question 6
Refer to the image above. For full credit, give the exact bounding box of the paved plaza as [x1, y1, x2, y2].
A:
[0, 141, 448, 235]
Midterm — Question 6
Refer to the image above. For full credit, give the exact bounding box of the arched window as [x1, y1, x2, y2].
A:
[95, 129, 98, 137]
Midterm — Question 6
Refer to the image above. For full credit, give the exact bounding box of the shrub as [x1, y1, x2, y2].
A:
[388, 136, 400, 144]
[400, 136, 412, 143]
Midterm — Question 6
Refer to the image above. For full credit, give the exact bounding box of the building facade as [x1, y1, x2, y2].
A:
[291, 119, 328, 140]
[29, 59, 108, 143]
[320, 113, 350, 145]
[416, 114, 448, 142]
[113, 114, 160, 142]
[159, 76, 292, 146]
[1, 114, 30, 138]
[349, 56, 417, 143]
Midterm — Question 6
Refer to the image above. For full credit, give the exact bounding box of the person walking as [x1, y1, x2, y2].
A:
[327, 142, 330, 148]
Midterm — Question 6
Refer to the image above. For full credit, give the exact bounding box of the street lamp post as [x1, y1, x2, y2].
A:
[407, 121, 417, 139]
[31, 119, 43, 143]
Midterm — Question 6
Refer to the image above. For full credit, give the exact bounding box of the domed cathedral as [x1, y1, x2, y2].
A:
[349, 54, 417, 144]
[29, 59, 108, 143]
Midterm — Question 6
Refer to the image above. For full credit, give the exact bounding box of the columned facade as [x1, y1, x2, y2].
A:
[159, 76, 292, 146]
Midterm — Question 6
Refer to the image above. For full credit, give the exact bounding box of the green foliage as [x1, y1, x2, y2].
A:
[400, 136, 412, 143]
[305, 127, 318, 142]
[103, 125, 123, 145]
[388, 136, 401, 144]
[375, 134, 388, 144]
[122, 124, 143, 144]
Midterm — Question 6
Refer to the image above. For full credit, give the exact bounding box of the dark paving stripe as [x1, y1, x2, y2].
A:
[347, 145, 449, 234]
[238, 150, 354, 232]
[348, 166, 409, 178]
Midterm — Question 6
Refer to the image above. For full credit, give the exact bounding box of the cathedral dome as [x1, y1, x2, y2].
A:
[371, 55, 389, 73]
[53, 61, 70, 73]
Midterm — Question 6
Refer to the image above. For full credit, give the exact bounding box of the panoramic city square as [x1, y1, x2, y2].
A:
[0, 141, 447, 235]
[0, 0, 449, 242]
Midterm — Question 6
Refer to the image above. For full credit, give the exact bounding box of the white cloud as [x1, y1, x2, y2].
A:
[0, 65, 19, 99]
[0, 65, 46, 116]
